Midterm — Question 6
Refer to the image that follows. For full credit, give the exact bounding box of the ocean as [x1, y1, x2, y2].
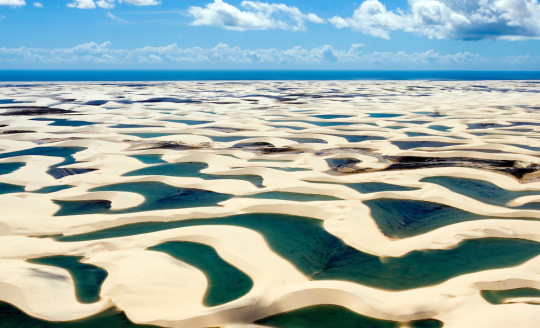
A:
[0, 70, 539, 81]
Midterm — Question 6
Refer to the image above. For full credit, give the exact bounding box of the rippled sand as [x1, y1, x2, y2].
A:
[0, 80, 539, 328]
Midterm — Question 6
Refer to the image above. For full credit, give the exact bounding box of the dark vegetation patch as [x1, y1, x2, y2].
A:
[1, 106, 75, 116]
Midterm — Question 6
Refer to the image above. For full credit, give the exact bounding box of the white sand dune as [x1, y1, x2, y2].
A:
[0, 80, 539, 327]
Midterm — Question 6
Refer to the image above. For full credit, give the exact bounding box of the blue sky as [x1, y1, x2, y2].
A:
[0, 0, 539, 69]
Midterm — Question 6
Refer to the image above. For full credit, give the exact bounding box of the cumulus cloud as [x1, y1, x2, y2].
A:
[329, 0, 404, 39]
[0, 0, 25, 6]
[139, 54, 164, 63]
[67, 0, 158, 9]
[188, 0, 324, 31]
[33, 1, 42, 7]
[2, 40, 539, 70]
[96, 0, 114, 8]
[330, 0, 540, 40]
[68, 0, 97, 9]
[0, 40, 502, 68]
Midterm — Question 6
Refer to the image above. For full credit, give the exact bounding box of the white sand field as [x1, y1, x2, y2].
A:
[0, 80, 539, 327]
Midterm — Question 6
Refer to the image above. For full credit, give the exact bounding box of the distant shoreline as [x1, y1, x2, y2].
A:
[1, 70, 540, 82]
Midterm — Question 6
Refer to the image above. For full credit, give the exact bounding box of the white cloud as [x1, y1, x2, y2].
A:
[330, 0, 404, 39]
[107, 11, 127, 23]
[138, 54, 163, 63]
[0, 0, 25, 6]
[68, 0, 96, 9]
[96, 0, 114, 8]
[1, 40, 538, 69]
[331, 0, 540, 40]
[0, 41, 496, 68]
[33, 1, 42, 7]
[120, 0, 159, 5]
[360, 49, 483, 65]
[67, 0, 158, 9]
[188, 0, 324, 31]
[502, 53, 540, 64]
